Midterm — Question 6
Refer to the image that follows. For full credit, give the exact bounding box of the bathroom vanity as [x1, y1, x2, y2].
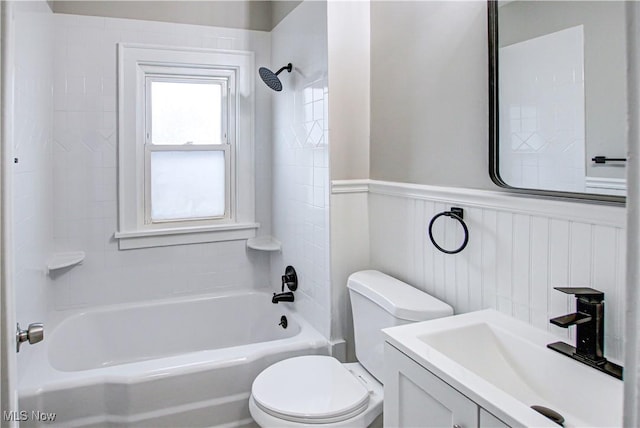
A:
[382, 309, 623, 428]
[385, 343, 511, 427]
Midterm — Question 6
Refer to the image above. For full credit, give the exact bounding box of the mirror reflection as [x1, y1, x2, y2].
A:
[493, 1, 627, 199]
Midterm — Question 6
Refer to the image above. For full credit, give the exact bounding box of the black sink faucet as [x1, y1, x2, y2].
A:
[547, 287, 623, 380]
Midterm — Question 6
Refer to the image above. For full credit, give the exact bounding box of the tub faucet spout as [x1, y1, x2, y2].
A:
[272, 292, 294, 304]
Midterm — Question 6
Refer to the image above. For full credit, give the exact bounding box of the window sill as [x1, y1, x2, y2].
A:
[114, 222, 259, 250]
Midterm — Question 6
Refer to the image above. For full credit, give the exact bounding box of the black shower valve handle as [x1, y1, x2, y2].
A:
[281, 266, 298, 292]
[281, 274, 295, 291]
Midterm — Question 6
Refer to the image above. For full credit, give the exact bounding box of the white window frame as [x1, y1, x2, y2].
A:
[116, 44, 257, 249]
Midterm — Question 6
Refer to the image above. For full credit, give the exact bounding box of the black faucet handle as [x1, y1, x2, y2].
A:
[281, 266, 298, 291]
[550, 312, 592, 328]
[554, 287, 604, 302]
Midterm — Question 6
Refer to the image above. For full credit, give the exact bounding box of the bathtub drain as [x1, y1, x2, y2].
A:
[279, 316, 288, 329]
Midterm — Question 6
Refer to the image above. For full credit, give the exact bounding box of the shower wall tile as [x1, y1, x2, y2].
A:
[270, 1, 330, 338]
[51, 14, 273, 316]
[499, 26, 587, 193]
[11, 0, 55, 381]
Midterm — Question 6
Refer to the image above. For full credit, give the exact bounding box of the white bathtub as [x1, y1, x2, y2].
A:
[19, 291, 328, 427]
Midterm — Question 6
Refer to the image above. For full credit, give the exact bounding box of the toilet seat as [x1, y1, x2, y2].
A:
[251, 356, 371, 424]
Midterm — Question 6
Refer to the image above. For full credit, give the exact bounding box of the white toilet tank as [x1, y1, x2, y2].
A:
[347, 270, 453, 383]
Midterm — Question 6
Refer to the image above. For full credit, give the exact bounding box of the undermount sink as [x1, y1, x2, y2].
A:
[383, 309, 623, 427]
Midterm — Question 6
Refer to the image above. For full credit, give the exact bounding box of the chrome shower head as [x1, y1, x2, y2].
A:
[258, 63, 293, 92]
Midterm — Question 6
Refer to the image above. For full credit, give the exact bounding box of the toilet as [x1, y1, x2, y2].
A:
[249, 270, 453, 427]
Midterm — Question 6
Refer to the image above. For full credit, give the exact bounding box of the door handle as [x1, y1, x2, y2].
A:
[16, 322, 44, 352]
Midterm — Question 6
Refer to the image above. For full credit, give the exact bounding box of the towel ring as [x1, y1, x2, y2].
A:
[428, 208, 469, 254]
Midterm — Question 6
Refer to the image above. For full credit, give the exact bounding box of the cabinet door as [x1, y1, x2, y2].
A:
[384, 343, 478, 428]
[480, 408, 510, 428]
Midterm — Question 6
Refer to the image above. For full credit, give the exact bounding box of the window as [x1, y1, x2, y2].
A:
[116, 44, 257, 249]
[145, 77, 230, 223]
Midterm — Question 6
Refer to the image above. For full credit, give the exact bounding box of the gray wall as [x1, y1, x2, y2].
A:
[272, 1, 302, 30]
[500, 1, 627, 180]
[370, 1, 494, 189]
[51, 1, 301, 32]
[623, 3, 640, 425]
[328, 1, 370, 181]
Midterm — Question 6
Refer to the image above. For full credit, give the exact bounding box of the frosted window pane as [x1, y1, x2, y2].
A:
[151, 81, 222, 145]
[150, 151, 225, 221]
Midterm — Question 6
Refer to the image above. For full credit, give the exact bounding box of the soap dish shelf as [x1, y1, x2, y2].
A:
[47, 251, 85, 273]
[247, 236, 281, 252]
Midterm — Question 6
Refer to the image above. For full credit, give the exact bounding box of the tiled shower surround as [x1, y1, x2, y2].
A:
[499, 26, 586, 193]
[49, 6, 331, 339]
[12, 0, 55, 378]
[269, 1, 331, 338]
[51, 15, 272, 309]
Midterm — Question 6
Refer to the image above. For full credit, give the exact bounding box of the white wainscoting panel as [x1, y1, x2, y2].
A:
[333, 180, 626, 363]
[330, 191, 370, 360]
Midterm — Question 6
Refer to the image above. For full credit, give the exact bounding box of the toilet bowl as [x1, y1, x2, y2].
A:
[249, 356, 383, 427]
[249, 270, 453, 427]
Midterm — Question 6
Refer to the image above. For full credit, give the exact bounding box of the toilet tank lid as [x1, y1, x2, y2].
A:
[347, 270, 453, 321]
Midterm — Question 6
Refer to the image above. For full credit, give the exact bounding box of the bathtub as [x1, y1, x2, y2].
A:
[18, 291, 328, 427]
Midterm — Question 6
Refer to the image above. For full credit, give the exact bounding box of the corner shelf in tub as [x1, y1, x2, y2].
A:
[47, 251, 85, 273]
[246, 236, 281, 252]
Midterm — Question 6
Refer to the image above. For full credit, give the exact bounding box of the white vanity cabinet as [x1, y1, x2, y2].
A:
[384, 343, 510, 428]
[480, 409, 511, 428]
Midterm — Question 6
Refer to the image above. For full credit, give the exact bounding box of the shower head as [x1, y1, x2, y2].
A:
[258, 63, 293, 92]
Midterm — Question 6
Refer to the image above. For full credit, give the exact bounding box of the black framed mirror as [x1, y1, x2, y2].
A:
[488, 1, 626, 204]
